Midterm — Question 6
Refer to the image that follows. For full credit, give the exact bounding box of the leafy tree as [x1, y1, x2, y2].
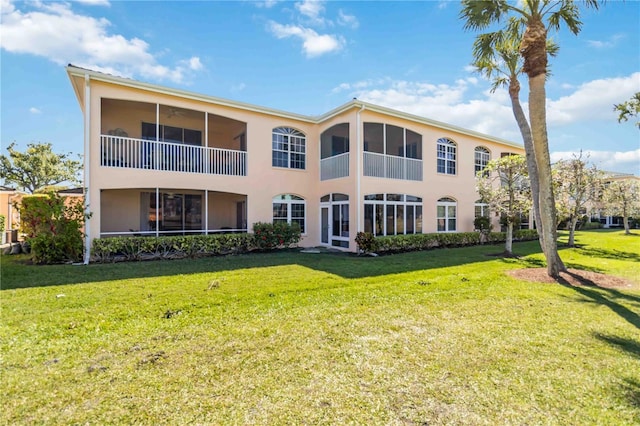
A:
[0, 142, 81, 194]
[613, 92, 640, 129]
[602, 179, 640, 235]
[19, 192, 88, 263]
[470, 17, 561, 264]
[461, 0, 600, 278]
[553, 152, 603, 246]
[477, 154, 531, 256]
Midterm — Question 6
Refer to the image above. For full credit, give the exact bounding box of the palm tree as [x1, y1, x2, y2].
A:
[460, 0, 599, 278]
[471, 19, 560, 263]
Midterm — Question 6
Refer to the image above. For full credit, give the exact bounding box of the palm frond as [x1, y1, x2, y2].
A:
[460, 0, 510, 31]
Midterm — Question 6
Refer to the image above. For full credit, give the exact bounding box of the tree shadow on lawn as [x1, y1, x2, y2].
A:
[558, 271, 640, 330]
[594, 333, 640, 359]
[1, 240, 546, 290]
[593, 334, 640, 410]
[574, 246, 640, 262]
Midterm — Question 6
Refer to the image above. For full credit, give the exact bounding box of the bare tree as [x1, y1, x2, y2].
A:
[477, 155, 531, 256]
[553, 152, 603, 246]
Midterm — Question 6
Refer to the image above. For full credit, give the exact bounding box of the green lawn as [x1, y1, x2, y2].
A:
[1, 230, 639, 424]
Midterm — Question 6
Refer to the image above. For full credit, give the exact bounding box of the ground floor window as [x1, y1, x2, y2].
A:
[437, 197, 457, 232]
[364, 193, 422, 236]
[273, 194, 306, 233]
[474, 202, 490, 218]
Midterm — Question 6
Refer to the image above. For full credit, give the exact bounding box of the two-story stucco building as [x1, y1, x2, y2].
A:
[67, 65, 525, 262]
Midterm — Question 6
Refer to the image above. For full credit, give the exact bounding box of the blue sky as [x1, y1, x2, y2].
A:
[1, 0, 639, 175]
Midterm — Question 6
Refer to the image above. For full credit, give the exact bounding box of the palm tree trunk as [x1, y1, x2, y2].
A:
[508, 79, 544, 248]
[528, 73, 566, 277]
[521, 19, 566, 278]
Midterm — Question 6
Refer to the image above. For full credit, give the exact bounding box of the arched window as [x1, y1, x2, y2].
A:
[437, 138, 457, 175]
[437, 197, 457, 232]
[272, 127, 306, 169]
[273, 194, 306, 233]
[474, 146, 490, 175]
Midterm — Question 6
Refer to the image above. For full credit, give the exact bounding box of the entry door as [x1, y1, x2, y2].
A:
[320, 201, 349, 249]
[321, 206, 329, 244]
[331, 203, 349, 248]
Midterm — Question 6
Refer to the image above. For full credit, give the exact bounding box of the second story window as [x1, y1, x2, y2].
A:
[475, 146, 490, 176]
[437, 137, 457, 175]
[272, 127, 306, 170]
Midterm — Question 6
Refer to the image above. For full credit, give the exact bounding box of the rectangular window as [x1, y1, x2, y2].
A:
[141, 122, 202, 145]
[386, 205, 395, 235]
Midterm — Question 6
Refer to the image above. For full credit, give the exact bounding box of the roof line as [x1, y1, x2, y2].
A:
[66, 64, 523, 148]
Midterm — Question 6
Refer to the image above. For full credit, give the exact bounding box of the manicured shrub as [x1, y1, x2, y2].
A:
[355, 232, 377, 254]
[90, 223, 301, 263]
[371, 230, 538, 254]
[0, 214, 5, 233]
[91, 233, 256, 263]
[252, 222, 301, 250]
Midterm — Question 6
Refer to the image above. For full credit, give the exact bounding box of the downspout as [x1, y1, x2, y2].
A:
[356, 103, 365, 235]
[83, 73, 91, 264]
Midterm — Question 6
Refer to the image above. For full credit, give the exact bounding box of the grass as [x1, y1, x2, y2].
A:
[1, 229, 639, 424]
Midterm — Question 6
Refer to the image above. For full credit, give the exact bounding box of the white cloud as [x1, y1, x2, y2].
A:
[295, 0, 325, 25]
[183, 56, 203, 71]
[0, 0, 203, 83]
[547, 73, 640, 125]
[587, 33, 625, 49]
[254, 0, 281, 8]
[75, 0, 111, 5]
[268, 21, 344, 57]
[335, 77, 521, 140]
[551, 149, 640, 175]
[29, 107, 42, 114]
[337, 9, 359, 29]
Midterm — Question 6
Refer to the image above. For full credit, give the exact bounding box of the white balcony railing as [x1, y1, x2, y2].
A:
[100, 135, 247, 176]
[363, 152, 422, 181]
[320, 152, 349, 180]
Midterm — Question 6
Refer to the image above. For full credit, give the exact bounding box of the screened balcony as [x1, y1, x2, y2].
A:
[363, 122, 423, 181]
[100, 99, 247, 176]
[100, 189, 247, 237]
[320, 123, 350, 180]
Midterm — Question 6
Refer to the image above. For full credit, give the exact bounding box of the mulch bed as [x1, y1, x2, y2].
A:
[507, 268, 638, 289]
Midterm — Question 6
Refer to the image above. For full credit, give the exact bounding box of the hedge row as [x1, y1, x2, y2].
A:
[91, 222, 300, 263]
[358, 229, 539, 254]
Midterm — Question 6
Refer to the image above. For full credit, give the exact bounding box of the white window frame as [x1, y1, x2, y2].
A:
[474, 202, 490, 218]
[437, 197, 457, 232]
[272, 127, 306, 170]
[437, 138, 457, 175]
[364, 193, 423, 236]
[474, 146, 490, 175]
[273, 194, 306, 233]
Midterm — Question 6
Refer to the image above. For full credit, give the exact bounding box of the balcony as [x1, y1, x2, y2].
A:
[100, 135, 247, 176]
[320, 152, 349, 180]
[363, 152, 422, 181]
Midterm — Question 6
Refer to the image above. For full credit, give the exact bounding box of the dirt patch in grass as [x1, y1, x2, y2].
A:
[507, 268, 637, 289]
